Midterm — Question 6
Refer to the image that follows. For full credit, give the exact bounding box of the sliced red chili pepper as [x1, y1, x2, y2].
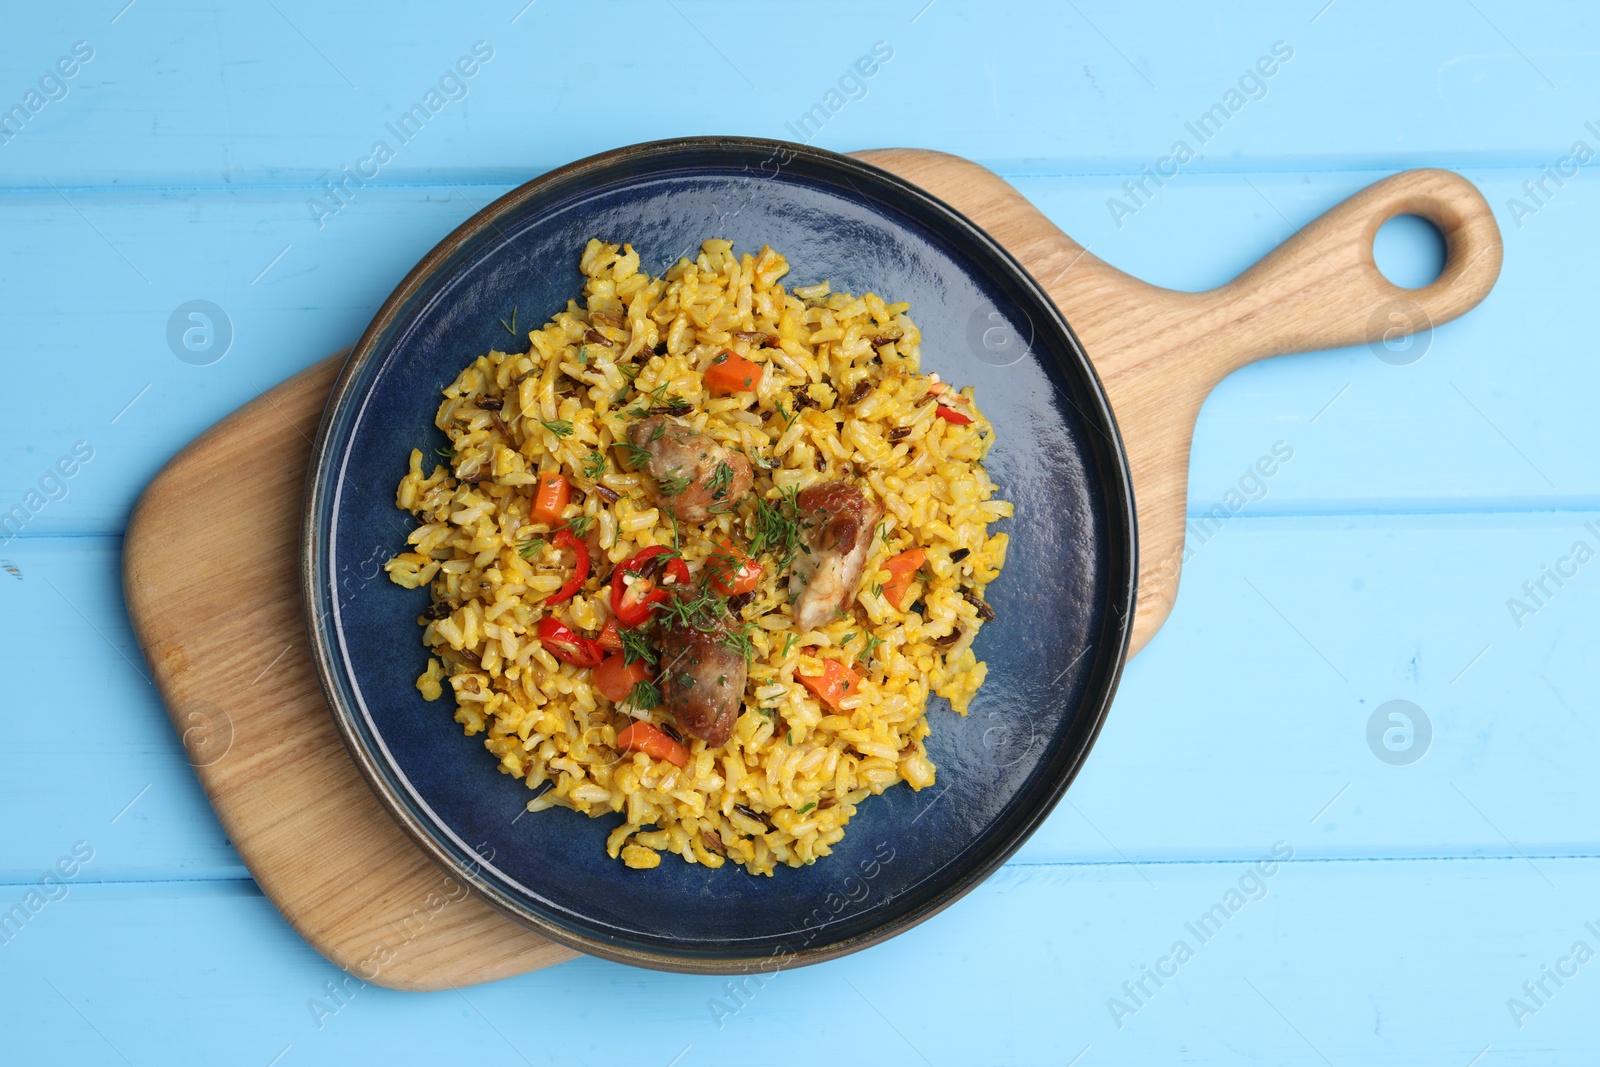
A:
[933, 404, 974, 426]
[536, 616, 604, 668]
[596, 616, 624, 652]
[706, 538, 762, 596]
[541, 528, 591, 606]
[610, 546, 691, 628]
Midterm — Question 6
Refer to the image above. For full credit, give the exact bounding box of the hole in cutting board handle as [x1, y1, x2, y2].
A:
[1373, 213, 1447, 290]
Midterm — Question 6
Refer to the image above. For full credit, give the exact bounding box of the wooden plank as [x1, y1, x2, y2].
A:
[1, 2, 1595, 183]
[12, 510, 1592, 878]
[5, 860, 1598, 1064]
[6, 168, 1592, 543]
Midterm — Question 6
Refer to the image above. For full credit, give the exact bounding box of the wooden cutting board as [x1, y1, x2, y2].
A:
[121, 149, 1501, 991]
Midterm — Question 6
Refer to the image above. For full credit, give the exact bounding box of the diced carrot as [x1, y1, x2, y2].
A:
[616, 721, 689, 767]
[704, 350, 763, 394]
[796, 657, 860, 710]
[594, 653, 651, 704]
[880, 547, 926, 609]
[531, 473, 570, 524]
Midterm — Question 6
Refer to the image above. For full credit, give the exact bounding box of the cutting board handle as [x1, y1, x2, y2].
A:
[855, 151, 1503, 653]
[1206, 167, 1503, 372]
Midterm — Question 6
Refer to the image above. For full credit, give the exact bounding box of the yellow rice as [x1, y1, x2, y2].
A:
[385, 239, 1012, 875]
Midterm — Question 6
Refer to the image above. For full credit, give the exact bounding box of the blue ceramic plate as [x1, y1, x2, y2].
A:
[304, 138, 1136, 972]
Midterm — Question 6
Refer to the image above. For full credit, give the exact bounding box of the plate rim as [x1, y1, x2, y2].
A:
[302, 135, 1139, 973]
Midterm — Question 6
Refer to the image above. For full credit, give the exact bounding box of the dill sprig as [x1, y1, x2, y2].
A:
[751, 486, 803, 570]
[719, 621, 759, 665]
[655, 584, 755, 663]
[500, 306, 518, 336]
[616, 442, 653, 468]
[582, 450, 606, 479]
[626, 381, 691, 417]
[623, 678, 662, 713]
[434, 445, 456, 459]
[706, 460, 735, 501]
[658, 472, 693, 497]
[516, 537, 544, 560]
[856, 633, 885, 666]
[556, 514, 594, 537]
[540, 419, 574, 438]
[656, 583, 725, 633]
[620, 628, 657, 667]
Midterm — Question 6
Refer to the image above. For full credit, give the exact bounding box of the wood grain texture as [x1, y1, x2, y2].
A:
[122, 356, 577, 992]
[120, 150, 1500, 992]
[858, 151, 1503, 652]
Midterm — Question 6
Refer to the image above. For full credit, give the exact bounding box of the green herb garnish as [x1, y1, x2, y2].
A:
[516, 537, 544, 560]
[540, 419, 574, 438]
[616, 442, 653, 468]
[620, 628, 657, 667]
[582, 451, 606, 479]
[706, 460, 735, 501]
[624, 679, 661, 712]
[751, 486, 803, 570]
[556, 514, 594, 537]
[797, 802, 816, 814]
[658, 473, 693, 497]
[500, 307, 518, 336]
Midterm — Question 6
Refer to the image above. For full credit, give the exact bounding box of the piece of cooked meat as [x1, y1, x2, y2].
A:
[627, 415, 754, 523]
[789, 481, 884, 631]
[658, 603, 747, 747]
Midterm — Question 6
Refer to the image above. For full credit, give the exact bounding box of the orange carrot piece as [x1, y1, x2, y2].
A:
[615, 721, 689, 767]
[796, 657, 861, 710]
[531, 473, 570, 524]
[880, 547, 926, 609]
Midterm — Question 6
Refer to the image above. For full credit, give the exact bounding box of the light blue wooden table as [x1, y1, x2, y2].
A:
[4, 1, 1596, 1062]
